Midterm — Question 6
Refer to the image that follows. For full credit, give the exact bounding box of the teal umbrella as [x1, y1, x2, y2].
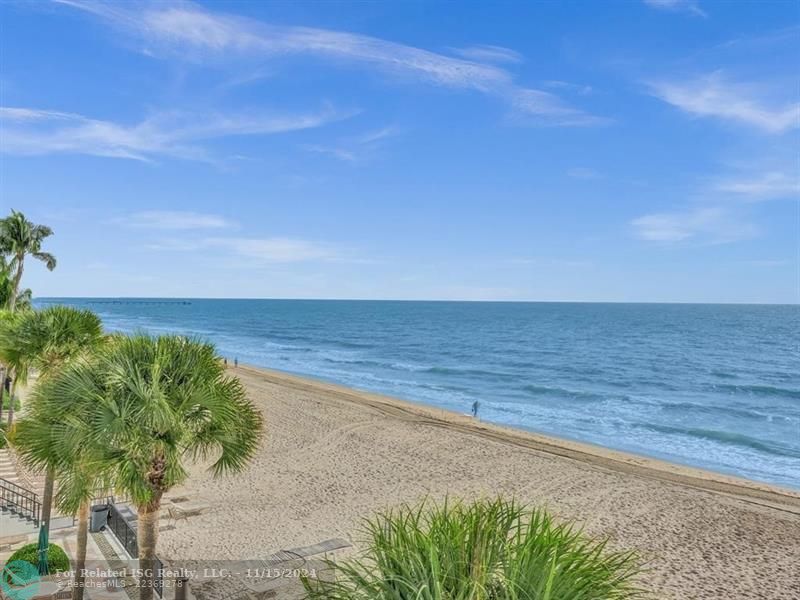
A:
[36, 523, 49, 576]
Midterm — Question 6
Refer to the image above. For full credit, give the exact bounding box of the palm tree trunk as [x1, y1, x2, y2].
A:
[7, 377, 16, 427]
[8, 256, 24, 311]
[71, 500, 90, 600]
[40, 467, 55, 532]
[137, 495, 163, 600]
[0, 366, 5, 420]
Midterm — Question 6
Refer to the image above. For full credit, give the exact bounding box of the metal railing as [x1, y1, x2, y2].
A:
[107, 501, 139, 558]
[0, 476, 40, 525]
[104, 502, 163, 597]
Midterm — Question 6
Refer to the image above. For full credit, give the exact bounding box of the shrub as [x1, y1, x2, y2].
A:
[303, 498, 646, 600]
[6, 543, 70, 575]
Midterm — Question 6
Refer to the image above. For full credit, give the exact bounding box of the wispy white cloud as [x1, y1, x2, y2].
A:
[510, 89, 610, 126]
[204, 237, 340, 263]
[648, 72, 799, 133]
[0, 104, 349, 161]
[302, 145, 358, 163]
[143, 239, 207, 252]
[0, 107, 85, 121]
[738, 259, 790, 267]
[53, 0, 603, 126]
[714, 171, 799, 201]
[304, 125, 400, 163]
[714, 25, 800, 53]
[566, 167, 600, 179]
[355, 127, 399, 145]
[542, 81, 593, 96]
[124, 211, 237, 230]
[449, 44, 523, 64]
[145, 234, 350, 264]
[631, 207, 757, 243]
[504, 257, 593, 268]
[632, 161, 795, 246]
[643, 0, 707, 18]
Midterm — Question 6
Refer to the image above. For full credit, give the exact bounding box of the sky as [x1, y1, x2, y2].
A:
[0, 0, 798, 303]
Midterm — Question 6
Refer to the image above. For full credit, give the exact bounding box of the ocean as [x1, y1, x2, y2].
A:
[36, 299, 800, 489]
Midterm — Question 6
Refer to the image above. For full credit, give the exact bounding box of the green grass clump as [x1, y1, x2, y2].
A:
[304, 498, 646, 600]
[6, 543, 70, 575]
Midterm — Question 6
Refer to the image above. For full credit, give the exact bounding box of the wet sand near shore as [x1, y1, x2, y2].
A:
[158, 364, 800, 599]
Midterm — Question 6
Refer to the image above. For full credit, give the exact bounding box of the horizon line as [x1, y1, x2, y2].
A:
[34, 296, 800, 306]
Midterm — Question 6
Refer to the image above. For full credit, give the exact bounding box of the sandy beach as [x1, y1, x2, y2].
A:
[156, 365, 800, 600]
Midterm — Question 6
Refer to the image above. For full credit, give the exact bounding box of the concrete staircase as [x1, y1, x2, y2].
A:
[1, 448, 41, 538]
[1, 448, 75, 539]
[0, 448, 19, 483]
[0, 448, 45, 493]
[0, 506, 38, 537]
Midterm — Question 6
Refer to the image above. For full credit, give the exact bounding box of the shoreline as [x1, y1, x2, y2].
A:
[154, 362, 800, 599]
[235, 363, 800, 511]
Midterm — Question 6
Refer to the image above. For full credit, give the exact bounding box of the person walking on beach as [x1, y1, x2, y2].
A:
[223, 358, 228, 367]
[471, 400, 480, 419]
[234, 357, 238, 368]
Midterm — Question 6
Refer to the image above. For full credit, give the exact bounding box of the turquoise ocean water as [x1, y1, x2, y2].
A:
[37, 299, 800, 489]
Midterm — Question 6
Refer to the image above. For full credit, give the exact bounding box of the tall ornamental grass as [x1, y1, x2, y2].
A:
[304, 498, 646, 600]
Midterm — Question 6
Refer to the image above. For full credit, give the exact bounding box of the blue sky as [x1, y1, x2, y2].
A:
[1, 0, 798, 302]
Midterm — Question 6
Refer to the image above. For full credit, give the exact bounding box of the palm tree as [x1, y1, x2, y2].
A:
[0, 309, 13, 421]
[13, 369, 108, 600]
[9, 306, 104, 533]
[0, 261, 31, 421]
[0, 311, 30, 427]
[17, 334, 264, 600]
[0, 210, 56, 311]
[0, 255, 33, 310]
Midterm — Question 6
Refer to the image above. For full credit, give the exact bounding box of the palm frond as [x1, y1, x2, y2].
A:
[31, 251, 56, 270]
[304, 498, 648, 600]
[14, 333, 263, 511]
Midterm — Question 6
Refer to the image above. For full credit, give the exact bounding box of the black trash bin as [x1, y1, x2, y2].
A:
[90, 504, 109, 532]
